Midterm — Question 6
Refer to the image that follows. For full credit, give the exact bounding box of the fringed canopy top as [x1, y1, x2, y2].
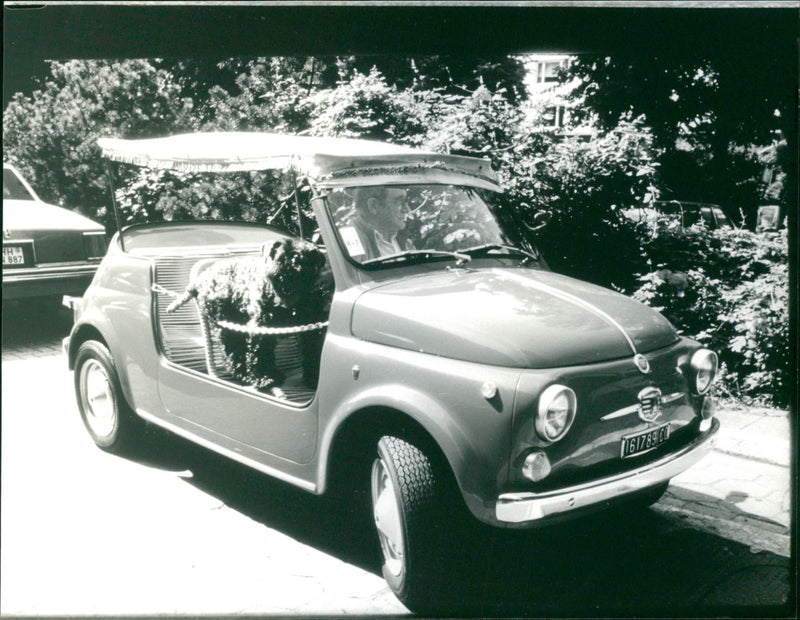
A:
[98, 132, 501, 191]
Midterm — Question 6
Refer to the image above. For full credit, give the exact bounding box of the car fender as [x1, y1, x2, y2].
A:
[318, 379, 511, 523]
[68, 259, 162, 418]
[69, 304, 158, 417]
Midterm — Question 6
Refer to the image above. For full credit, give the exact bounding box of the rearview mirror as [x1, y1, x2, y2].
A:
[529, 211, 552, 231]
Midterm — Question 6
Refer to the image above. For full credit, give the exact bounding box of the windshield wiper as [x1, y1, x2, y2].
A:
[363, 249, 472, 267]
[461, 243, 539, 264]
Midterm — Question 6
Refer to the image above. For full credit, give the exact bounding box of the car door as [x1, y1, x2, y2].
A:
[158, 363, 319, 464]
[154, 246, 319, 464]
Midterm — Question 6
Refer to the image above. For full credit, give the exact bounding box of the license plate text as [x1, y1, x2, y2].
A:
[3, 246, 26, 266]
[621, 423, 670, 458]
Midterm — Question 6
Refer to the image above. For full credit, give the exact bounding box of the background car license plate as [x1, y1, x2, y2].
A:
[621, 423, 670, 458]
[3, 245, 26, 266]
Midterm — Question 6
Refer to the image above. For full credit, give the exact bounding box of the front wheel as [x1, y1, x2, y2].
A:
[74, 340, 141, 453]
[371, 435, 471, 613]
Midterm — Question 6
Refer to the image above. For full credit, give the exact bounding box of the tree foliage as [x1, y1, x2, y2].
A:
[3, 59, 195, 229]
[346, 55, 529, 105]
[307, 68, 435, 144]
[523, 114, 660, 289]
[202, 57, 330, 133]
[567, 54, 792, 227]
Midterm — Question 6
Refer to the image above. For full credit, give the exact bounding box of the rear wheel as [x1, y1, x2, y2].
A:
[74, 340, 141, 453]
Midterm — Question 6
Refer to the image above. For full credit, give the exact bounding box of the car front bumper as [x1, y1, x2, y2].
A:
[495, 418, 719, 524]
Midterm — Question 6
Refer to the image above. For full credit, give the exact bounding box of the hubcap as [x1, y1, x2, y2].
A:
[79, 359, 116, 438]
[371, 457, 405, 578]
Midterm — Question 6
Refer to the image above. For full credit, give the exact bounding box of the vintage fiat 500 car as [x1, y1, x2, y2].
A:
[3, 163, 107, 300]
[64, 132, 719, 612]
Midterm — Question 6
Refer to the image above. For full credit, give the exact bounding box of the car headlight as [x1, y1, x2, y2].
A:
[535, 384, 577, 443]
[690, 349, 718, 395]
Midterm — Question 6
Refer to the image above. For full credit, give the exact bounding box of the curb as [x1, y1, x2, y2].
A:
[713, 430, 791, 468]
[713, 405, 791, 468]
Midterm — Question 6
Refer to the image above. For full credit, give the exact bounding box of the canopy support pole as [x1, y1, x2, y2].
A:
[291, 169, 304, 240]
[104, 162, 126, 252]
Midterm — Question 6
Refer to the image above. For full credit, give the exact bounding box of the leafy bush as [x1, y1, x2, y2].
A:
[203, 57, 326, 134]
[720, 260, 790, 404]
[511, 114, 660, 291]
[631, 217, 789, 406]
[114, 168, 308, 235]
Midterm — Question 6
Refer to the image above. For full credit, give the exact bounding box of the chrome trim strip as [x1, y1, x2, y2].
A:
[496, 419, 719, 523]
[661, 391, 684, 405]
[500, 270, 638, 355]
[3, 263, 99, 274]
[3, 265, 99, 283]
[601, 391, 687, 421]
[600, 404, 639, 421]
[135, 408, 317, 493]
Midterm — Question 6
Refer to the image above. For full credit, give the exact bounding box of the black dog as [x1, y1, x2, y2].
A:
[167, 238, 330, 395]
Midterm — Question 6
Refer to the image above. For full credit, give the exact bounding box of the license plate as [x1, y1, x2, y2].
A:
[621, 423, 670, 458]
[3, 245, 26, 266]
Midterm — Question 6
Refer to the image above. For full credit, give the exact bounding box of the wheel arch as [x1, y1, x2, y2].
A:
[317, 385, 488, 519]
[67, 323, 109, 370]
[67, 314, 139, 412]
[323, 405, 454, 495]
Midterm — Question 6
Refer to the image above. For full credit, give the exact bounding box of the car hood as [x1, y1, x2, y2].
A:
[351, 267, 679, 368]
[2, 199, 104, 232]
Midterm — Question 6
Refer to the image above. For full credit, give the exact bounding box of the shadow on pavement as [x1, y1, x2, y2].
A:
[124, 432, 793, 618]
[2, 297, 73, 355]
[665, 485, 790, 535]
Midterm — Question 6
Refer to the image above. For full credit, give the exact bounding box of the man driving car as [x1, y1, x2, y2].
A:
[349, 186, 414, 259]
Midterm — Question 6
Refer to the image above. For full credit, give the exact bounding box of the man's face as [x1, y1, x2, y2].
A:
[369, 188, 408, 235]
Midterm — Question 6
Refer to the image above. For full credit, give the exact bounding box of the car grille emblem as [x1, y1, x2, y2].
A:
[633, 354, 650, 374]
[637, 386, 662, 422]
[3, 228, 10, 240]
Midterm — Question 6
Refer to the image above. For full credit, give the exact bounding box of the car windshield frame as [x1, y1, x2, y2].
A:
[322, 182, 543, 271]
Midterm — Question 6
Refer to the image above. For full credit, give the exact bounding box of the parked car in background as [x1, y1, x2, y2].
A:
[622, 200, 733, 230]
[756, 204, 783, 232]
[64, 133, 719, 613]
[3, 163, 107, 301]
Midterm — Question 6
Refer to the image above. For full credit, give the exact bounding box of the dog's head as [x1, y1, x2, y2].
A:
[264, 238, 327, 304]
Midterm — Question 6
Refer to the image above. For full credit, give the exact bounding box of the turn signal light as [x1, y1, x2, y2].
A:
[522, 451, 552, 482]
[699, 396, 715, 431]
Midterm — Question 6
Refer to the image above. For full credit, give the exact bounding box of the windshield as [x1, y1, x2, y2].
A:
[326, 184, 539, 267]
[3, 168, 35, 201]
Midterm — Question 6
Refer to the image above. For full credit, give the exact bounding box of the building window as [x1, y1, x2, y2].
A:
[543, 105, 566, 129]
[537, 61, 563, 84]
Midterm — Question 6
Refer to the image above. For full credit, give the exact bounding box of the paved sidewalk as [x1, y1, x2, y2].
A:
[713, 405, 792, 467]
[665, 403, 793, 558]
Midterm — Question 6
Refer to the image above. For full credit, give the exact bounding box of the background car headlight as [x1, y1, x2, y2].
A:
[535, 384, 577, 442]
[690, 349, 718, 395]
